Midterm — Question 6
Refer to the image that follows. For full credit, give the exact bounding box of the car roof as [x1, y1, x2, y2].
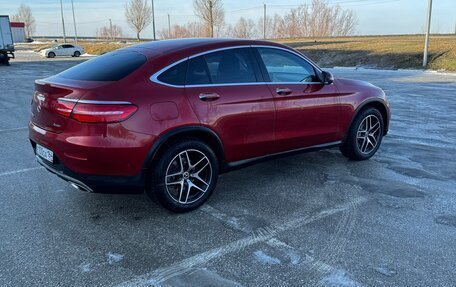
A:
[124, 38, 288, 59]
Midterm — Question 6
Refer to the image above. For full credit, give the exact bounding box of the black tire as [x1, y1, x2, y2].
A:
[340, 108, 384, 160]
[48, 52, 56, 58]
[146, 139, 219, 213]
[74, 51, 81, 57]
[0, 54, 9, 65]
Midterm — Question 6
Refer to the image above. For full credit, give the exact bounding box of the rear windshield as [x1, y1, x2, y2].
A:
[58, 51, 147, 81]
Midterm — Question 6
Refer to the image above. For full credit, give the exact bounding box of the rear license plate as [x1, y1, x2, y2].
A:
[36, 144, 54, 163]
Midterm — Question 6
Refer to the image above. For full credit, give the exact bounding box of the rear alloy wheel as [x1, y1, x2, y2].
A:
[48, 52, 55, 58]
[74, 51, 81, 57]
[340, 108, 384, 160]
[147, 139, 219, 212]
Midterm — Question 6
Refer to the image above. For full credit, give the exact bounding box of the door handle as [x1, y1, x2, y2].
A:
[199, 93, 220, 102]
[276, 88, 292, 95]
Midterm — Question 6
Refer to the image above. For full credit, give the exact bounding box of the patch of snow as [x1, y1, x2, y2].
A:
[81, 53, 96, 57]
[79, 263, 92, 273]
[20, 41, 52, 45]
[253, 250, 281, 265]
[320, 270, 362, 287]
[426, 70, 456, 76]
[285, 249, 301, 265]
[107, 252, 124, 264]
[374, 266, 397, 277]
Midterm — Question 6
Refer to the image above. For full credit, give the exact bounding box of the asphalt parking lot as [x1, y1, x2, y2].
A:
[1, 56, 455, 287]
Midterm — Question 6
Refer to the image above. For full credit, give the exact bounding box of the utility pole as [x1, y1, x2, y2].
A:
[168, 14, 171, 38]
[151, 0, 156, 40]
[109, 18, 113, 40]
[263, 3, 266, 39]
[423, 0, 433, 67]
[71, 0, 78, 44]
[60, 0, 67, 43]
[209, 0, 214, 37]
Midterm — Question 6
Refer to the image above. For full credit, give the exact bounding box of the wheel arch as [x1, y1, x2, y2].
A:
[347, 99, 389, 138]
[143, 126, 225, 172]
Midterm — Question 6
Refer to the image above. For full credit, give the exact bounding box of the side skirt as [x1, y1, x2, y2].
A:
[222, 141, 342, 173]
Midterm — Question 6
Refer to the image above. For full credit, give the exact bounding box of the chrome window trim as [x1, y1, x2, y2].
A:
[150, 57, 189, 88]
[58, 98, 132, 105]
[149, 44, 324, 88]
[188, 45, 251, 60]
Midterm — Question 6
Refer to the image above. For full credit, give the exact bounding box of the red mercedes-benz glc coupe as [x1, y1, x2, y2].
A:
[29, 38, 390, 212]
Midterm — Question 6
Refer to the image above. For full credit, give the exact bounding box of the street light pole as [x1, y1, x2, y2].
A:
[209, 0, 214, 38]
[263, 4, 266, 39]
[423, 0, 433, 67]
[71, 0, 78, 44]
[151, 0, 156, 40]
[60, 0, 67, 43]
[168, 14, 171, 38]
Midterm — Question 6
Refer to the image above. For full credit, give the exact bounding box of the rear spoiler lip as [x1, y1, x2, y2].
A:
[35, 77, 113, 90]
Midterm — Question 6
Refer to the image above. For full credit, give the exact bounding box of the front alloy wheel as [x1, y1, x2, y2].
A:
[356, 114, 381, 154]
[147, 139, 219, 212]
[340, 108, 384, 160]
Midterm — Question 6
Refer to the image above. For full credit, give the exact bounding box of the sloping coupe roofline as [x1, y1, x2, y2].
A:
[124, 38, 287, 57]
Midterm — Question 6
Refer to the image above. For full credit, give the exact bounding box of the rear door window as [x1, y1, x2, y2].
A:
[203, 48, 257, 84]
[58, 51, 146, 81]
[186, 56, 211, 85]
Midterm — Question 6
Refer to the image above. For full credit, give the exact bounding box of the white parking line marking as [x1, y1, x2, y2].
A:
[0, 167, 43, 177]
[117, 197, 367, 287]
[0, 126, 28, 133]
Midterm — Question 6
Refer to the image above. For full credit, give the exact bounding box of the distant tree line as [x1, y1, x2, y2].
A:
[156, 0, 357, 40]
[8, 0, 358, 42]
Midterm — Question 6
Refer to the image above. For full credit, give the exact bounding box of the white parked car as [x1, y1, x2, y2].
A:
[41, 44, 85, 58]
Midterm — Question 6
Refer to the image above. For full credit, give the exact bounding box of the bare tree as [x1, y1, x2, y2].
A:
[97, 24, 123, 40]
[159, 22, 205, 39]
[125, 0, 152, 41]
[262, 0, 357, 39]
[11, 4, 36, 38]
[193, 0, 224, 37]
[257, 15, 278, 39]
[228, 17, 257, 39]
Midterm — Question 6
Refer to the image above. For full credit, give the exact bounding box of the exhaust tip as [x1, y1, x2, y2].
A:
[70, 182, 90, 192]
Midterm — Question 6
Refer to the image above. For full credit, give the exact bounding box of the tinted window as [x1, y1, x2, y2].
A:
[62, 44, 74, 48]
[186, 57, 211, 85]
[258, 48, 318, 83]
[58, 51, 146, 81]
[157, 60, 188, 86]
[204, 48, 257, 84]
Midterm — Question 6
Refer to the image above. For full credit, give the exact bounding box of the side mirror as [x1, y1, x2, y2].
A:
[322, 71, 334, 85]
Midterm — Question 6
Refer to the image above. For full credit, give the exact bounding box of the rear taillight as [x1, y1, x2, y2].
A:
[55, 99, 77, 117]
[71, 103, 138, 123]
[55, 99, 137, 123]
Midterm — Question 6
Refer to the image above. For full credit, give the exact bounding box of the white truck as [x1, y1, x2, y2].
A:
[0, 15, 15, 65]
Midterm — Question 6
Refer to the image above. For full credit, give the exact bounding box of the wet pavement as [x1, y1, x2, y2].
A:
[0, 59, 455, 287]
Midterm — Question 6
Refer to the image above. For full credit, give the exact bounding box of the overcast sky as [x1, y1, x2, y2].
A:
[1, 0, 455, 38]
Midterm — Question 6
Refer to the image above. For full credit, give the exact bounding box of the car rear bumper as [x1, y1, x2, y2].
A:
[34, 154, 144, 193]
[29, 121, 155, 193]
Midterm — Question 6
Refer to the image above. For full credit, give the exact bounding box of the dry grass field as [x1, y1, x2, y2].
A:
[281, 34, 456, 71]
[30, 34, 456, 71]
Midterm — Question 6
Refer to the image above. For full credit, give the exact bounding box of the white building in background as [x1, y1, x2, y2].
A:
[10, 22, 25, 43]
